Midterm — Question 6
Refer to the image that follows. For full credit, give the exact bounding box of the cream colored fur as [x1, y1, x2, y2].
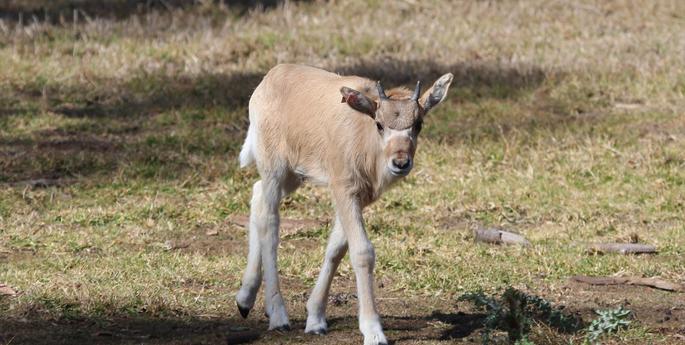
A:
[235, 64, 453, 345]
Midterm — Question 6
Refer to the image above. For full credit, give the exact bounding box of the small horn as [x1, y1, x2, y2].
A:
[411, 81, 421, 102]
[377, 81, 388, 100]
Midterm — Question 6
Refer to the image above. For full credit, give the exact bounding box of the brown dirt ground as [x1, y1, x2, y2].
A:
[2, 218, 683, 344]
[1, 276, 683, 345]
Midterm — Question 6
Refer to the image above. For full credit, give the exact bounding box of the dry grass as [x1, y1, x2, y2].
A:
[1, 1, 684, 344]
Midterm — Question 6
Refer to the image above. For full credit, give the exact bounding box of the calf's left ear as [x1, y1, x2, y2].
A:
[341, 86, 377, 118]
[419, 73, 454, 114]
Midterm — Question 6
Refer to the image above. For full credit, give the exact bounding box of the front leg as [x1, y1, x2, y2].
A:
[333, 190, 387, 345]
[305, 216, 347, 335]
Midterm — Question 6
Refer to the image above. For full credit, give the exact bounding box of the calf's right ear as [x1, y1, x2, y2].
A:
[340, 86, 377, 118]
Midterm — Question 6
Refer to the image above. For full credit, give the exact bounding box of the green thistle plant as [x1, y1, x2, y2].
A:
[458, 287, 583, 344]
[585, 306, 632, 344]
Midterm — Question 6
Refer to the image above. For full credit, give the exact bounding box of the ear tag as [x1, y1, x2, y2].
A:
[342, 93, 358, 105]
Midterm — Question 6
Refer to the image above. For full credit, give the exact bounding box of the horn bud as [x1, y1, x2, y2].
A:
[411, 81, 421, 102]
[377, 81, 388, 100]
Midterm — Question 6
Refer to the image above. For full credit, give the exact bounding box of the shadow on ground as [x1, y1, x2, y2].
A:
[0, 310, 486, 345]
[0, 0, 305, 24]
[0, 57, 589, 184]
[0, 314, 262, 345]
[336, 57, 549, 100]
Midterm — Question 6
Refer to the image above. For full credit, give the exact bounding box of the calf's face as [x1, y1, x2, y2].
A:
[375, 95, 422, 176]
[340, 73, 454, 177]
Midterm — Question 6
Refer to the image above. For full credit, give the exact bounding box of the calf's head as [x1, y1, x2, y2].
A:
[340, 73, 454, 177]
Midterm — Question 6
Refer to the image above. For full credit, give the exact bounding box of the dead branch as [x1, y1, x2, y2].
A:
[587, 243, 657, 255]
[14, 178, 66, 188]
[474, 228, 531, 247]
[571, 276, 684, 292]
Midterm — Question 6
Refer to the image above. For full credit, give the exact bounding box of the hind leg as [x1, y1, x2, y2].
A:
[236, 180, 266, 317]
[236, 169, 300, 330]
[258, 175, 292, 330]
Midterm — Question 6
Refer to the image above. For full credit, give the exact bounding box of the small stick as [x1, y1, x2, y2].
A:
[15, 178, 62, 188]
[586, 243, 657, 255]
[474, 228, 531, 247]
[571, 276, 684, 292]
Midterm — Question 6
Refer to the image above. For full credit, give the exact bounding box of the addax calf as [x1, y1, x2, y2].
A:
[236, 64, 453, 345]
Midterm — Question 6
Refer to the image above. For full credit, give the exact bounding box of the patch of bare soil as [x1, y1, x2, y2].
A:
[0, 315, 264, 345]
[227, 215, 328, 237]
[0, 248, 38, 264]
[2, 282, 683, 345]
[4, 215, 681, 344]
[560, 281, 685, 336]
[162, 217, 329, 256]
[0, 296, 485, 345]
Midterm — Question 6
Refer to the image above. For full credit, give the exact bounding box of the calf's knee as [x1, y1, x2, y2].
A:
[350, 245, 375, 271]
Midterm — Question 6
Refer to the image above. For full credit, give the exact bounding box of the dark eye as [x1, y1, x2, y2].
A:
[376, 121, 384, 134]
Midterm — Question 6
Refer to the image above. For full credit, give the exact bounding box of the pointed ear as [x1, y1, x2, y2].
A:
[340, 86, 377, 117]
[419, 73, 454, 114]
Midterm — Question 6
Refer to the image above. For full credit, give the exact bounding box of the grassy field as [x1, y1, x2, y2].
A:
[1, 1, 684, 344]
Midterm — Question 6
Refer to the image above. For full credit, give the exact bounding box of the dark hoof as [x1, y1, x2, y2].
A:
[305, 328, 327, 335]
[236, 302, 250, 319]
[272, 324, 291, 333]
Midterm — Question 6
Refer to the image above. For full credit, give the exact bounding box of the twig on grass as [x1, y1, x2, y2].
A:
[571, 276, 685, 292]
[474, 228, 531, 247]
[14, 178, 66, 188]
[586, 243, 657, 255]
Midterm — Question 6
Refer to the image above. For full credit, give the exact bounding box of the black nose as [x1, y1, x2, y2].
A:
[392, 158, 411, 170]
